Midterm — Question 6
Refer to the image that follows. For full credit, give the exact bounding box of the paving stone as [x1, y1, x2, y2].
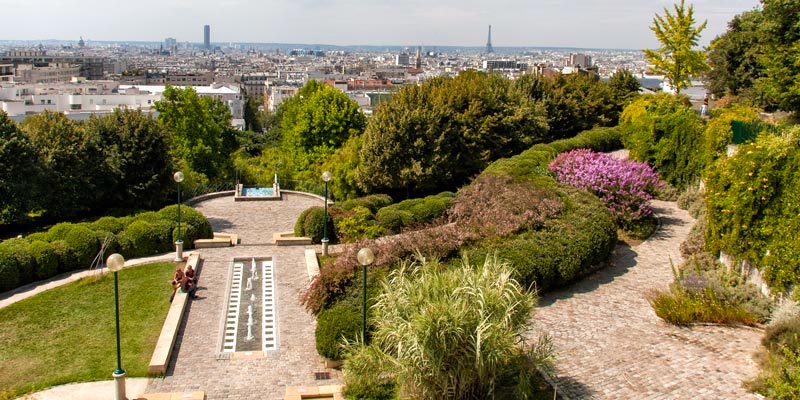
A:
[528, 201, 764, 400]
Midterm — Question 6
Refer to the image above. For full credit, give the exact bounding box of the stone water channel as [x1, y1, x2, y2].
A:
[221, 257, 278, 353]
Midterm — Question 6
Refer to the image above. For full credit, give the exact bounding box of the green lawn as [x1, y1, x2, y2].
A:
[0, 262, 175, 396]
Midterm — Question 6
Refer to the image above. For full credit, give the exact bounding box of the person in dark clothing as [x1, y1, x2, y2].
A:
[178, 276, 198, 298]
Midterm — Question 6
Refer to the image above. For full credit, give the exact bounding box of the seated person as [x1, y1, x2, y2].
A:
[177, 276, 198, 298]
[171, 266, 185, 287]
[185, 264, 197, 284]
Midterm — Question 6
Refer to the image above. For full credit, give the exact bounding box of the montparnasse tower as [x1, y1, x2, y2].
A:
[486, 25, 494, 54]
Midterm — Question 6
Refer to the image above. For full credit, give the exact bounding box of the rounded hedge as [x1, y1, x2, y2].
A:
[114, 231, 135, 259]
[29, 240, 58, 280]
[25, 232, 49, 243]
[47, 222, 76, 242]
[49, 239, 74, 273]
[295, 208, 314, 237]
[95, 231, 121, 256]
[64, 225, 100, 270]
[4, 238, 35, 285]
[91, 216, 126, 234]
[156, 205, 213, 240]
[0, 243, 20, 293]
[126, 220, 161, 257]
[303, 207, 336, 244]
[315, 304, 362, 360]
[338, 194, 394, 214]
[375, 208, 415, 233]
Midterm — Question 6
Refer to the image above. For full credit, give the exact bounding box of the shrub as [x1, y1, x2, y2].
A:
[338, 194, 393, 214]
[301, 207, 336, 244]
[63, 225, 100, 270]
[29, 240, 58, 280]
[156, 205, 212, 242]
[24, 232, 49, 243]
[374, 208, 415, 233]
[549, 149, 662, 228]
[95, 231, 120, 256]
[125, 220, 161, 257]
[342, 345, 397, 400]
[294, 207, 313, 237]
[49, 240, 75, 272]
[2, 239, 35, 285]
[680, 214, 707, 257]
[91, 216, 126, 234]
[647, 286, 759, 326]
[315, 304, 362, 360]
[751, 313, 800, 399]
[46, 222, 76, 242]
[0, 244, 20, 292]
[114, 231, 135, 259]
[333, 206, 384, 243]
[764, 313, 800, 352]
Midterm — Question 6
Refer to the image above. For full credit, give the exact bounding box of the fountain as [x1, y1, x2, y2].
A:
[221, 257, 278, 353]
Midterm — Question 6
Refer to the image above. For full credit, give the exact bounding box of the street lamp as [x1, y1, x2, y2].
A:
[357, 247, 374, 343]
[106, 253, 126, 400]
[321, 171, 332, 256]
[173, 171, 185, 262]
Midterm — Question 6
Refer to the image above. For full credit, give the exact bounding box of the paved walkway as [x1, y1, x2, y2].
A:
[146, 192, 341, 400]
[529, 201, 764, 399]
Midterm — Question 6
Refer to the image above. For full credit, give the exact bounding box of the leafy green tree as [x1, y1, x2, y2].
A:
[154, 85, 238, 180]
[608, 69, 641, 119]
[357, 71, 547, 197]
[278, 80, 366, 181]
[83, 109, 174, 209]
[757, 0, 800, 113]
[21, 111, 103, 218]
[644, 0, 708, 94]
[243, 95, 264, 133]
[706, 10, 766, 102]
[0, 112, 41, 223]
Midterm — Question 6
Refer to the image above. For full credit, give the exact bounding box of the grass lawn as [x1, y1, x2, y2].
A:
[0, 262, 175, 396]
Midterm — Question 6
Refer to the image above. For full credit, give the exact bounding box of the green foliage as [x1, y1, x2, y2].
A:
[294, 208, 313, 237]
[2, 239, 35, 285]
[373, 192, 454, 233]
[648, 286, 759, 326]
[357, 70, 549, 197]
[154, 85, 238, 180]
[49, 240, 74, 273]
[29, 240, 57, 280]
[91, 216, 126, 234]
[63, 225, 99, 270]
[315, 304, 362, 360]
[339, 194, 393, 214]
[333, 206, 384, 244]
[279, 80, 366, 180]
[0, 111, 40, 224]
[608, 70, 641, 117]
[706, 10, 767, 102]
[702, 106, 761, 164]
[644, 0, 708, 94]
[343, 256, 548, 399]
[300, 207, 336, 244]
[125, 220, 162, 257]
[374, 209, 416, 234]
[705, 132, 800, 290]
[0, 243, 20, 292]
[156, 204, 213, 245]
[342, 345, 397, 400]
[620, 93, 706, 189]
[758, 0, 800, 113]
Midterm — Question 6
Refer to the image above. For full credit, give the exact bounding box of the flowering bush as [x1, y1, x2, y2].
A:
[549, 149, 662, 227]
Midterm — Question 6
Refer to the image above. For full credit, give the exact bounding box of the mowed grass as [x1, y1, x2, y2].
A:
[0, 262, 175, 395]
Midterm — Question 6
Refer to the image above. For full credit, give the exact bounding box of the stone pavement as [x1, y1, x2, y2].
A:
[529, 201, 764, 399]
[146, 192, 341, 400]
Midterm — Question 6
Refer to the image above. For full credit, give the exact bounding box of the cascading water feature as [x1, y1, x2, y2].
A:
[222, 257, 277, 353]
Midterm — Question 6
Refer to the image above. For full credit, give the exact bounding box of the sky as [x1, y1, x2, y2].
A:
[0, 0, 761, 49]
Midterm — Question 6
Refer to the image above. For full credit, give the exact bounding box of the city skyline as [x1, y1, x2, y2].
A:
[1, 0, 760, 49]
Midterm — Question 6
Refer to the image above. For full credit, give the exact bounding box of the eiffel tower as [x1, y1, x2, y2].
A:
[486, 25, 494, 54]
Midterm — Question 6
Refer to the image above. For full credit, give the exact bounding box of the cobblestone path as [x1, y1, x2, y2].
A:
[146, 192, 342, 400]
[530, 201, 764, 399]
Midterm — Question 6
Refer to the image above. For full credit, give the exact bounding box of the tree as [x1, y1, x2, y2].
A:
[154, 85, 238, 181]
[706, 10, 766, 102]
[757, 0, 800, 113]
[278, 80, 366, 181]
[644, 0, 708, 94]
[83, 109, 174, 210]
[0, 112, 41, 223]
[243, 94, 264, 133]
[343, 256, 552, 399]
[357, 71, 547, 197]
[608, 69, 641, 119]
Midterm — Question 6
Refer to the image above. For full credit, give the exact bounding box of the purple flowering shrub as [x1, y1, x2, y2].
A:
[549, 149, 662, 228]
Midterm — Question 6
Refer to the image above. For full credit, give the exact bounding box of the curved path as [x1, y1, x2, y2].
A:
[529, 201, 764, 399]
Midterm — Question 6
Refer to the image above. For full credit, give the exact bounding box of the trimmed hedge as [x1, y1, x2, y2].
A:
[0, 204, 212, 294]
[338, 194, 393, 214]
[315, 304, 362, 360]
[374, 192, 454, 233]
[297, 207, 336, 244]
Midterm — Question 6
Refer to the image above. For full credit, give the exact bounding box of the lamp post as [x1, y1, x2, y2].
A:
[106, 253, 127, 400]
[173, 171, 185, 262]
[321, 171, 332, 256]
[357, 247, 374, 343]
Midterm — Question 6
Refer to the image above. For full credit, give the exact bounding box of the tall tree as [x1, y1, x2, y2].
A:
[757, 0, 800, 113]
[0, 112, 40, 223]
[154, 85, 238, 181]
[706, 10, 766, 102]
[644, 0, 708, 94]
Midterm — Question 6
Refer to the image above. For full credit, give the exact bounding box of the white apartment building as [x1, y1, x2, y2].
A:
[0, 80, 244, 129]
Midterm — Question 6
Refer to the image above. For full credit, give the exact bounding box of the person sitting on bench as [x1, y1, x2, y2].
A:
[177, 276, 198, 298]
[171, 266, 185, 287]
[185, 264, 197, 284]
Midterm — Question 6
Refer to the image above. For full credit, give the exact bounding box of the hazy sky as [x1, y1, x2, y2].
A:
[0, 0, 761, 49]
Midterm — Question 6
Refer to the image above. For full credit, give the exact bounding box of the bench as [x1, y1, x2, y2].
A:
[284, 385, 343, 400]
[148, 253, 201, 375]
[137, 391, 206, 400]
[194, 232, 238, 248]
[273, 231, 312, 246]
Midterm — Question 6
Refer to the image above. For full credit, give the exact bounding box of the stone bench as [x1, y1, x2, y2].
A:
[148, 253, 201, 375]
[284, 385, 343, 400]
[273, 231, 312, 246]
[137, 391, 206, 400]
[194, 232, 238, 248]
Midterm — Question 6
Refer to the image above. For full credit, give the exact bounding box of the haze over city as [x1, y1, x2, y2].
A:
[1, 0, 760, 49]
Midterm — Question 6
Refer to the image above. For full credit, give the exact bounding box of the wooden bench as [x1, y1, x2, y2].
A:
[148, 253, 201, 375]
